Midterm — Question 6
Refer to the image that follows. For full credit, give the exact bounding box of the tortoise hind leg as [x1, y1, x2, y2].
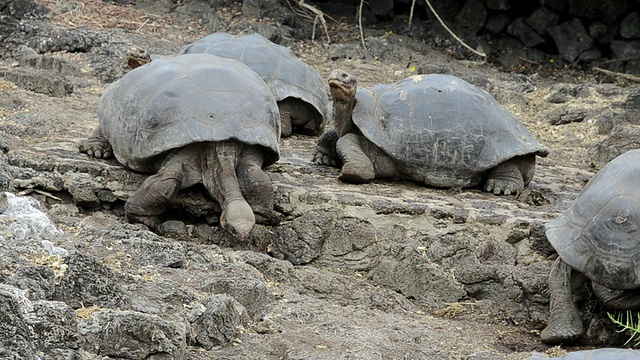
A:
[79, 126, 113, 159]
[540, 258, 584, 344]
[591, 283, 640, 310]
[236, 145, 274, 224]
[484, 154, 536, 196]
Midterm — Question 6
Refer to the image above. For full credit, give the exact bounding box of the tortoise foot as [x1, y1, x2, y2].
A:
[484, 178, 522, 196]
[79, 138, 113, 159]
[540, 310, 584, 344]
[313, 150, 339, 166]
[339, 161, 374, 184]
[125, 213, 160, 229]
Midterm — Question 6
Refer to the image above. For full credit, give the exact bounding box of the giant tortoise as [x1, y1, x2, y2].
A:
[541, 149, 640, 344]
[313, 70, 549, 195]
[79, 53, 281, 241]
[178, 32, 330, 137]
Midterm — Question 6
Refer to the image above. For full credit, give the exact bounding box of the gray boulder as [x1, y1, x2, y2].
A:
[507, 18, 545, 48]
[78, 309, 187, 359]
[454, 0, 486, 33]
[526, 7, 560, 36]
[620, 11, 640, 39]
[567, 0, 626, 24]
[610, 40, 640, 60]
[548, 18, 593, 62]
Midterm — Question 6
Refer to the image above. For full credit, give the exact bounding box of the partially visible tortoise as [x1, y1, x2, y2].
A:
[541, 149, 640, 344]
[313, 70, 549, 195]
[79, 53, 281, 241]
[527, 348, 640, 360]
[177, 32, 330, 137]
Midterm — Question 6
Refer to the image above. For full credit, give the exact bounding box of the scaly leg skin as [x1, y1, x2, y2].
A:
[236, 145, 274, 224]
[279, 97, 321, 136]
[336, 133, 376, 183]
[540, 258, 584, 344]
[279, 108, 293, 138]
[484, 155, 536, 196]
[202, 140, 255, 242]
[79, 126, 113, 159]
[313, 127, 340, 166]
[124, 167, 184, 229]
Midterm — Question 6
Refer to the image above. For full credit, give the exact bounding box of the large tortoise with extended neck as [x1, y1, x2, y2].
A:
[541, 149, 640, 344]
[313, 70, 549, 195]
[177, 32, 330, 137]
[79, 54, 280, 241]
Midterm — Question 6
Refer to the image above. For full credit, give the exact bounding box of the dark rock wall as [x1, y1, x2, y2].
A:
[322, 0, 640, 73]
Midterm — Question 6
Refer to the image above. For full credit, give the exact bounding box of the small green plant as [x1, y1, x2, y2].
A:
[608, 310, 640, 348]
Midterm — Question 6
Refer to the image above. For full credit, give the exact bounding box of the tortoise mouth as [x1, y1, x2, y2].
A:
[328, 79, 355, 101]
[328, 79, 345, 88]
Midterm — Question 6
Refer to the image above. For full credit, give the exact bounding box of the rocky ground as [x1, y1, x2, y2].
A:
[1, 0, 640, 359]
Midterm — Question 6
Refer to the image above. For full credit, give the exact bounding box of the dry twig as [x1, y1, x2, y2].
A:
[593, 66, 640, 82]
[296, 0, 331, 44]
[424, 0, 487, 59]
[358, 0, 371, 59]
[408, 0, 417, 27]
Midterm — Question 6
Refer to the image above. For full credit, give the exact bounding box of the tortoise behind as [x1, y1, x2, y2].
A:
[178, 32, 330, 137]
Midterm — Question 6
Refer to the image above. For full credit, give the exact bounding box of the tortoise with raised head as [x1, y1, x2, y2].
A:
[79, 53, 281, 241]
[313, 70, 549, 195]
[541, 149, 640, 344]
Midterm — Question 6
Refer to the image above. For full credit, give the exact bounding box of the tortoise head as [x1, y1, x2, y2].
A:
[220, 199, 256, 242]
[328, 69, 357, 103]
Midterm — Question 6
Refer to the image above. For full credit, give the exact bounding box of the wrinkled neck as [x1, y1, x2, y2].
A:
[332, 97, 356, 137]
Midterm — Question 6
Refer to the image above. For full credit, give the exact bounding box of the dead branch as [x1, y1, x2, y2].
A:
[593, 67, 640, 82]
[296, 0, 331, 44]
[424, 0, 487, 59]
[408, 0, 417, 28]
[358, 0, 371, 60]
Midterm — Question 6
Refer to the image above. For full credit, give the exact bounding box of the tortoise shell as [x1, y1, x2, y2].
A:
[352, 74, 549, 187]
[546, 149, 640, 290]
[178, 32, 330, 133]
[98, 53, 280, 172]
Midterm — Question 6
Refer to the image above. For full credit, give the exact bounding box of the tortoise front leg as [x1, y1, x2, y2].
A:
[484, 155, 536, 196]
[279, 107, 293, 138]
[336, 133, 375, 183]
[540, 258, 584, 344]
[125, 167, 183, 229]
[79, 126, 113, 159]
[335, 133, 396, 183]
[313, 127, 340, 166]
[279, 98, 321, 136]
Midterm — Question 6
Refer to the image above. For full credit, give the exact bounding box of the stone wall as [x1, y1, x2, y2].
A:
[356, 0, 640, 73]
